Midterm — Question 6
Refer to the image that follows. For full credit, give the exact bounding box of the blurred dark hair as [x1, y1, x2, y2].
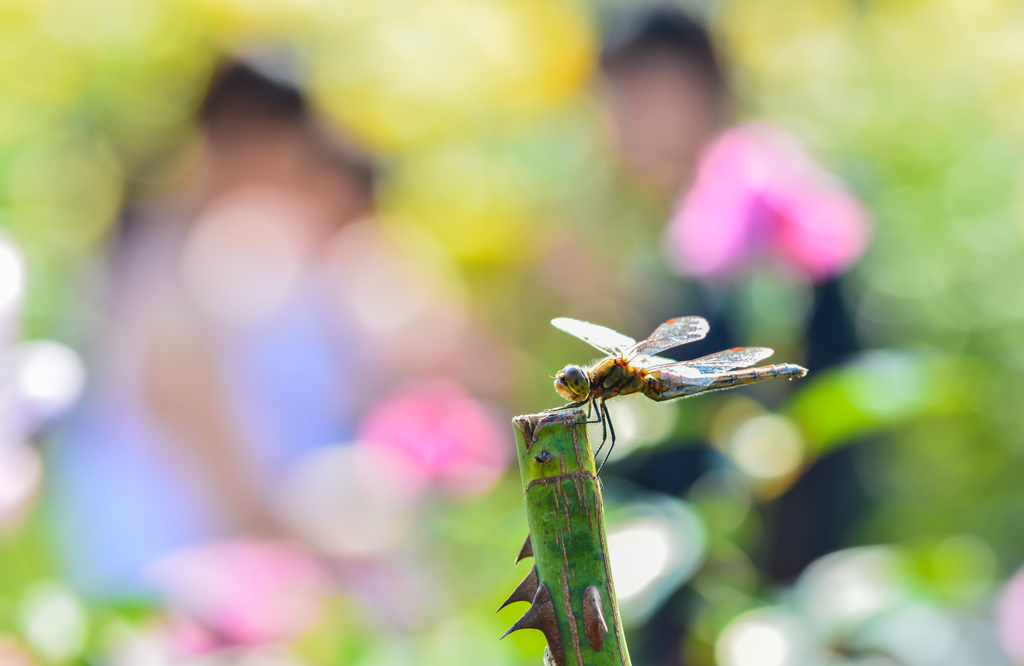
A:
[199, 62, 308, 142]
[199, 60, 376, 195]
[601, 7, 726, 92]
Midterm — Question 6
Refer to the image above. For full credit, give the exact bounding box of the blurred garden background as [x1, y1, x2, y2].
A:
[2, 0, 1024, 664]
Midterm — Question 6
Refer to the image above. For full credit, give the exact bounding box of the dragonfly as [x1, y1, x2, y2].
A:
[548, 316, 808, 473]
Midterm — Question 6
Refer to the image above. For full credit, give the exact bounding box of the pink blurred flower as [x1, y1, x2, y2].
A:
[997, 564, 1024, 661]
[160, 615, 220, 657]
[358, 378, 509, 496]
[667, 123, 870, 283]
[148, 540, 332, 649]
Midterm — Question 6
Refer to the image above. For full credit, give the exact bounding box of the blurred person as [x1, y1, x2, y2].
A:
[600, 7, 867, 364]
[48, 61, 377, 599]
[601, 6, 730, 208]
[530, 8, 731, 342]
[595, 5, 739, 487]
[541, 6, 736, 347]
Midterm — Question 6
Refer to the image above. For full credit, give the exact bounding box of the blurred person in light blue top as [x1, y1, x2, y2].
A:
[49, 62, 377, 598]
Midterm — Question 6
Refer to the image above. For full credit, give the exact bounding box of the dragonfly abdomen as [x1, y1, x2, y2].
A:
[650, 363, 808, 402]
[706, 363, 807, 389]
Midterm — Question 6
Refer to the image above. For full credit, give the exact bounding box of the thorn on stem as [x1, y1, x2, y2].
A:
[495, 565, 539, 613]
[515, 534, 533, 565]
[500, 584, 564, 666]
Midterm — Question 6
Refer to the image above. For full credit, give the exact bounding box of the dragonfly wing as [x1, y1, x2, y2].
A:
[632, 353, 677, 368]
[551, 317, 636, 357]
[626, 316, 709, 359]
[680, 347, 774, 374]
[651, 363, 717, 394]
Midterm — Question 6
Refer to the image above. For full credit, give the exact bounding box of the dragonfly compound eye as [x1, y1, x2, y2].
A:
[554, 364, 590, 401]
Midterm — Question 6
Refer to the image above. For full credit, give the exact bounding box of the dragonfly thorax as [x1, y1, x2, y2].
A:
[554, 364, 592, 402]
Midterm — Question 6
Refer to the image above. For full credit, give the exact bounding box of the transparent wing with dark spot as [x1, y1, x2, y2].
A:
[678, 347, 774, 374]
[551, 317, 636, 357]
[625, 316, 710, 359]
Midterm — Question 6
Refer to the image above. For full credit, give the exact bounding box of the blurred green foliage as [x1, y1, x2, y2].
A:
[2, 0, 1024, 664]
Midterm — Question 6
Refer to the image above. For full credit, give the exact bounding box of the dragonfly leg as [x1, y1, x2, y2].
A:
[580, 399, 602, 426]
[592, 400, 608, 459]
[544, 400, 589, 413]
[596, 399, 616, 476]
[546, 399, 602, 441]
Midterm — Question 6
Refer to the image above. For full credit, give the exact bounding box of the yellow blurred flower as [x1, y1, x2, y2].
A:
[309, 0, 594, 151]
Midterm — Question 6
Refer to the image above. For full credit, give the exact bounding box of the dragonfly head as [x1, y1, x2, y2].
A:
[554, 364, 591, 402]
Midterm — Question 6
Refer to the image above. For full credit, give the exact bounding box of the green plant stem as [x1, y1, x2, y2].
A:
[503, 409, 631, 666]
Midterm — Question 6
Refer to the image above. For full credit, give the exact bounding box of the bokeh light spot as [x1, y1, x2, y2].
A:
[716, 610, 807, 666]
[0, 235, 26, 316]
[608, 525, 670, 600]
[19, 581, 88, 662]
[180, 190, 309, 325]
[10, 341, 86, 417]
[726, 414, 804, 482]
[798, 546, 904, 631]
[607, 495, 707, 624]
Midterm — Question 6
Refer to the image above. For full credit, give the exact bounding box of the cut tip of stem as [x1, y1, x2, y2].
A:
[513, 409, 586, 448]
